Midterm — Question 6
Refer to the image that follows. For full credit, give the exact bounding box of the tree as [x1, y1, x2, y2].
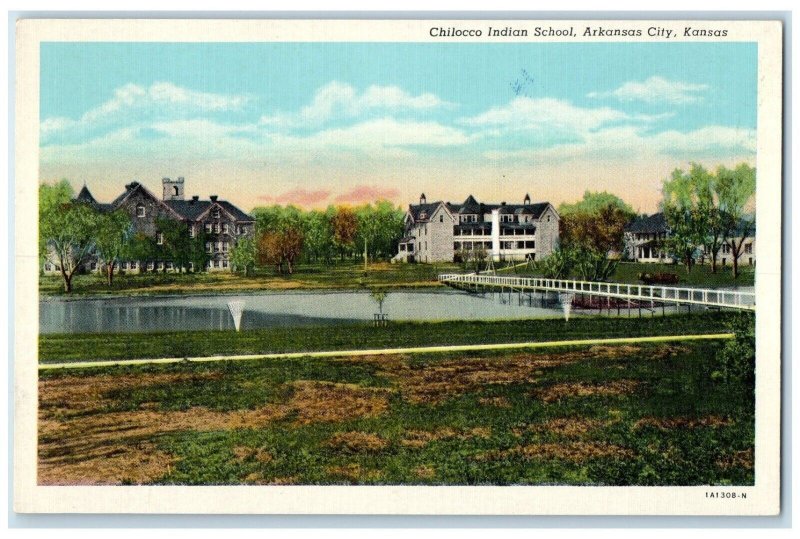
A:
[93, 209, 132, 286]
[39, 182, 97, 293]
[330, 206, 358, 260]
[558, 190, 636, 217]
[229, 236, 256, 276]
[661, 167, 706, 273]
[123, 232, 157, 273]
[302, 210, 334, 264]
[536, 247, 573, 279]
[157, 218, 192, 273]
[717, 163, 756, 279]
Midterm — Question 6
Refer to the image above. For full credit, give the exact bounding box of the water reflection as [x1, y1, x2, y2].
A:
[40, 290, 564, 334]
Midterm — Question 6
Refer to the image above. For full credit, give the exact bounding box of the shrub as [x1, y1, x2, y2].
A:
[718, 312, 755, 396]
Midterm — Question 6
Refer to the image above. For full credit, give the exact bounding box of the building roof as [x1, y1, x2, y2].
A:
[85, 180, 253, 222]
[409, 196, 551, 222]
[625, 212, 668, 234]
[75, 185, 97, 204]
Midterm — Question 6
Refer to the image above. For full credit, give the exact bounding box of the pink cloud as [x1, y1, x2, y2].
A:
[258, 188, 331, 206]
[334, 184, 400, 204]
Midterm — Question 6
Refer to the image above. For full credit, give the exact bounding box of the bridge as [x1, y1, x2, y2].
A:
[438, 273, 755, 312]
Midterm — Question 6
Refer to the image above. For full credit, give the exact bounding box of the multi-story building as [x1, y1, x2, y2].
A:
[623, 212, 756, 267]
[43, 177, 255, 273]
[394, 193, 559, 263]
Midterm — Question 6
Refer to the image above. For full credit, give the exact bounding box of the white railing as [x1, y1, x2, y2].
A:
[438, 273, 755, 311]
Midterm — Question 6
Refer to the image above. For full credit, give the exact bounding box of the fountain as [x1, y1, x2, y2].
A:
[558, 292, 575, 321]
[227, 300, 246, 331]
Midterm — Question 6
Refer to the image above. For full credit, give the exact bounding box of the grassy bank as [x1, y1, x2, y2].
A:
[38, 339, 755, 486]
[501, 261, 755, 288]
[39, 261, 460, 297]
[40, 312, 743, 363]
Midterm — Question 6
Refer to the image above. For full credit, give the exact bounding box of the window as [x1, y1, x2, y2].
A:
[44, 263, 52, 271]
[166, 262, 173, 270]
[745, 243, 753, 254]
[454, 242, 461, 250]
[213, 260, 219, 268]
[206, 242, 212, 253]
[205, 223, 212, 233]
[156, 232, 164, 245]
[222, 242, 228, 252]
[440, 215, 444, 222]
[525, 241, 535, 249]
[121, 262, 127, 270]
[222, 260, 228, 268]
[90, 262, 97, 270]
[212, 209, 220, 219]
[189, 226, 195, 238]
[130, 262, 137, 269]
[157, 262, 164, 270]
[214, 242, 220, 252]
[213, 223, 220, 233]
[173, 186, 180, 196]
[223, 223, 229, 234]
[147, 262, 154, 270]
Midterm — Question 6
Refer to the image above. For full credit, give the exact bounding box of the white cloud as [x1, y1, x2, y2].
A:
[460, 97, 658, 135]
[41, 82, 250, 144]
[484, 124, 755, 163]
[260, 81, 451, 127]
[588, 76, 709, 104]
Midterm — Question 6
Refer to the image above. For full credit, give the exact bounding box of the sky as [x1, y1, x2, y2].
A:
[39, 42, 757, 213]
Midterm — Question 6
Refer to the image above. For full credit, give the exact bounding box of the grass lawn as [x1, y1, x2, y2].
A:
[39, 260, 461, 297]
[39, 312, 742, 363]
[500, 261, 755, 288]
[38, 339, 755, 486]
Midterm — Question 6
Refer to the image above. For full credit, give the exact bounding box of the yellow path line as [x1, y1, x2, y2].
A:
[39, 333, 735, 371]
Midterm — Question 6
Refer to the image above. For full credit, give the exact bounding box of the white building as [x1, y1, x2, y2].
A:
[394, 193, 560, 263]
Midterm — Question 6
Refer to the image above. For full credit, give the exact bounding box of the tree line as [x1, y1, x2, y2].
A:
[537, 162, 755, 280]
[39, 179, 407, 292]
[243, 201, 405, 275]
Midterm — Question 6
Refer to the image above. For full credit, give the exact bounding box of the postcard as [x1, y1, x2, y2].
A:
[14, 18, 783, 515]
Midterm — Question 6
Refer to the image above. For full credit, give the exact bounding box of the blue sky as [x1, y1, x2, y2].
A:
[39, 42, 757, 212]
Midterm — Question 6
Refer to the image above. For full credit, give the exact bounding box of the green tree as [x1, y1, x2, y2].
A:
[93, 209, 133, 286]
[157, 218, 192, 273]
[717, 163, 756, 279]
[558, 190, 636, 217]
[536, 247, 573, 279]
[661, 167, 706, 273]
[123, 233, 157, 273]
[229, 236, 256, 276]
[188, 230, 210, 273]
[302, 210, 334, 264]
[39, 181, 97, 293]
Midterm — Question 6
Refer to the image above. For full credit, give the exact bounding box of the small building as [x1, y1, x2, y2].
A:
[623, 213, 671, 263]
[394, 193, 559, 263]
[624, 211, 756, 267]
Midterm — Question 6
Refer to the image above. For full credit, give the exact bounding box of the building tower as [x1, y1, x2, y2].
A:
[162, 176, 185, 201]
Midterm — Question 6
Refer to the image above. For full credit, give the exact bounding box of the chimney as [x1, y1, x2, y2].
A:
[524, 193, 531, 205]
[501, 201, 506, 206]
[190, 195, 199, 204]
[420, 193, 426, 204]
[210, 195, 218, 202]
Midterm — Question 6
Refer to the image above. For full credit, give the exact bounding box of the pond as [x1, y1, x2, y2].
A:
[39, 289, 565, 334]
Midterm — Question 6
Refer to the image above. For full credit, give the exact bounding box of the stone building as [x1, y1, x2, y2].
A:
[43, 177, 255, 273]
[393, 193, 559, 263]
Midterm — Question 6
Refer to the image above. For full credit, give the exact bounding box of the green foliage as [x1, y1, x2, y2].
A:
[558, 190, 636, 218]
[93, 209, 133, 285]
[157, 218, 192, 272]
[536, 248, 573, 279]
[229, 236, 256, 276]
[718, 313, 755, 394]
[39, 180, 98, 292]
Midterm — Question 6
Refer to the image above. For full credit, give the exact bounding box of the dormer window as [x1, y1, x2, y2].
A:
[419, 212, 427, 220]
[136, 204, 145, 217]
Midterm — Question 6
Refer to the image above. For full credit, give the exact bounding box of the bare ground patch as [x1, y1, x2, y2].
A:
[326, 431, 389, 453]
[534, 380, 640, 403]
[413, 465, 436, 479]
[633, 415, 734, 430]
[478, 396, 512, 408]
[716, 448, 755, 471]
[513, 418, 609, 438]
[400, 427, 492, 449]
[325, 463, 383, 482]
[288, 381, 391, 424]
[477, 442, 635, 463]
